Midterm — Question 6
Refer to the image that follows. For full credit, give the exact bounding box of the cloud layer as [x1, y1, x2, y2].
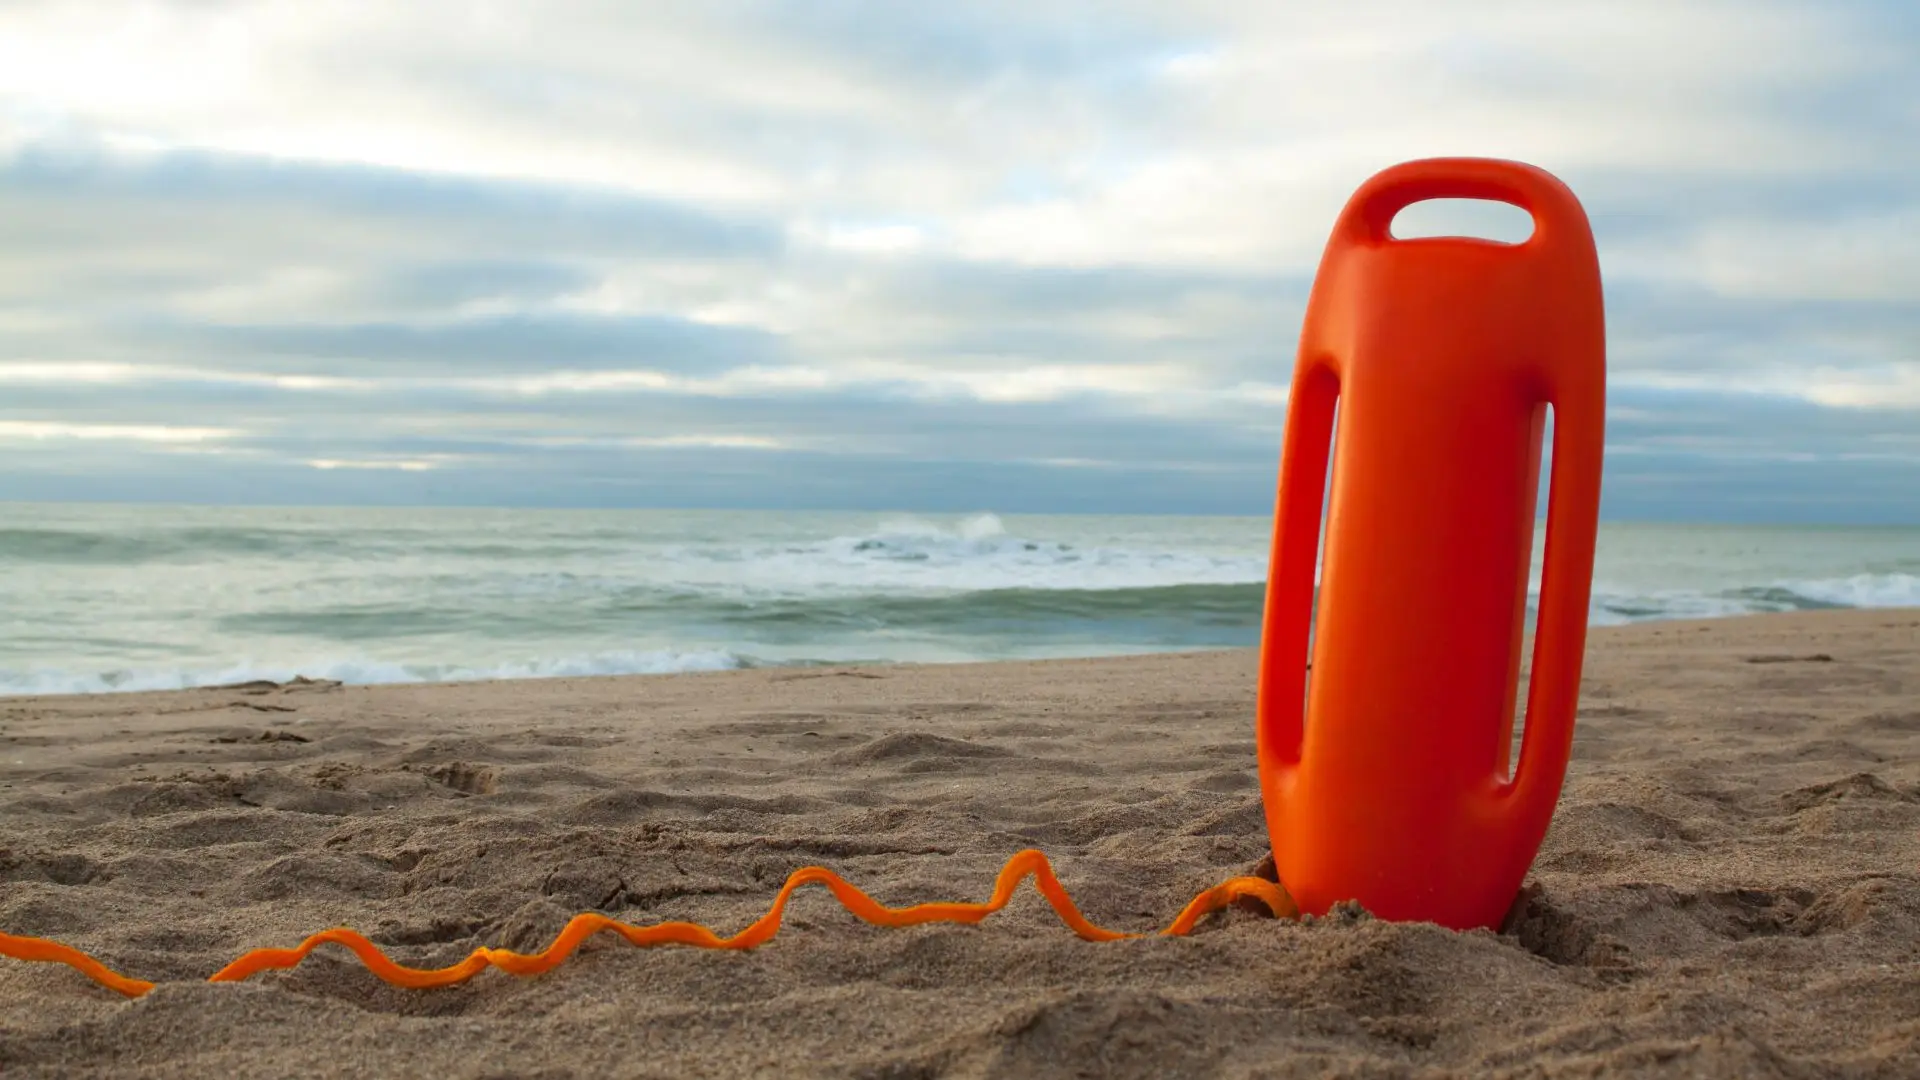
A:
[2, 1, 1915, 520]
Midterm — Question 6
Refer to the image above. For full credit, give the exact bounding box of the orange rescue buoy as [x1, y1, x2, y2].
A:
[1257, 157, 1606, 931]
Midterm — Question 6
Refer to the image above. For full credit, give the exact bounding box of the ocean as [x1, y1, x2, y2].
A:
[0, 503, 1914, 696]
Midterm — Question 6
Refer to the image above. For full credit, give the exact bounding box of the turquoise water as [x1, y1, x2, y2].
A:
[0, 503, 1913, 695]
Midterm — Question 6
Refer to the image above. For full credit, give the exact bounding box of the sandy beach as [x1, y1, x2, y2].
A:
[0, 607, 1915, 1078]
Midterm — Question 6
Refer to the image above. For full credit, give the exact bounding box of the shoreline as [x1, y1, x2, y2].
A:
[7, 606, 1917, 705]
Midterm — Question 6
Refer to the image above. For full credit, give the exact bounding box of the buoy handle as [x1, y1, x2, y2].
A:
[1333, 157, 1587, 254]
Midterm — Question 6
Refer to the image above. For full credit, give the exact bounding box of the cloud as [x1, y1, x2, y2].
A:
[0, 420, 235, 443]
[0, 0, 1914, 521]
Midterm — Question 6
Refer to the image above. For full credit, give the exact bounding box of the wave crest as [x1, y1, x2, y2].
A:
[0, 649, 748, 697]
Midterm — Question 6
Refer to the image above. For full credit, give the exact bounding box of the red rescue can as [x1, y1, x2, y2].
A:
[1256, 157, 1607, 931]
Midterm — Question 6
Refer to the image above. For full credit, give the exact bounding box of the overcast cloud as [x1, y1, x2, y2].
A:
[1, 1, 1915, 521]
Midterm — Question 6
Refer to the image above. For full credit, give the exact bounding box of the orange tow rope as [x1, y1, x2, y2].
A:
[0, 849, 1294, 998]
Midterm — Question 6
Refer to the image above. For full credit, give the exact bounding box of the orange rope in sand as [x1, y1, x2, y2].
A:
[0, 849, 1295, 999]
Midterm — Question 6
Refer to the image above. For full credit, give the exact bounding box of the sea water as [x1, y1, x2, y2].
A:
[0, 503, 1913, 695]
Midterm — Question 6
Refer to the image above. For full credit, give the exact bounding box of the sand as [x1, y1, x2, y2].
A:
[0, 608, 1916, 1078]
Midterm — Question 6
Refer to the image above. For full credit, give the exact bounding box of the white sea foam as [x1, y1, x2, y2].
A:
[1780, 572, 1918, 609]
[1578, 571, 1920, 627]
[681, 515, 1270, 596]
[0, 648, 747, 698]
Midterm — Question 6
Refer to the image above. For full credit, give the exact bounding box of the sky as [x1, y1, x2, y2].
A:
[0, 1, 1915, 522]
